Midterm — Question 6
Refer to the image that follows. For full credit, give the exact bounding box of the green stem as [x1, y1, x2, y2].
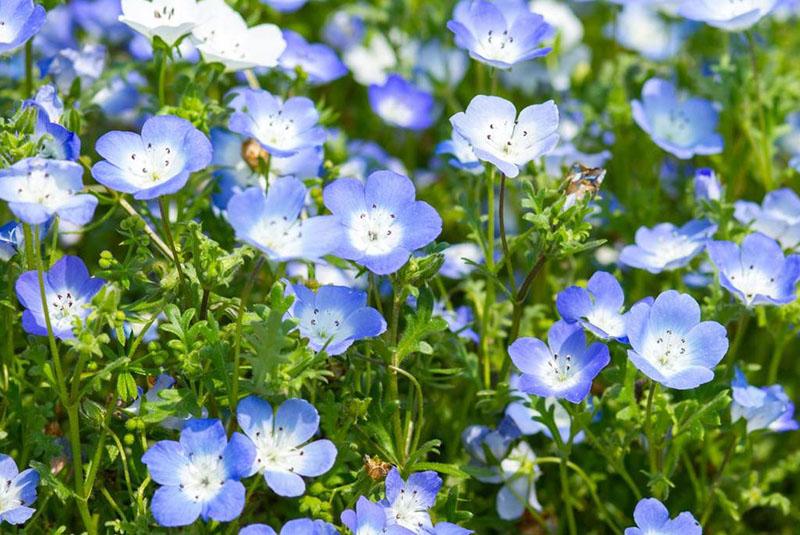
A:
[28, 225, 94, 533]
[387, 283, 405, 463]
[644, 381, 660, 481]
[228, 257, 265, 432]
[745, 31, 773, 190]
[498, 174, 516, 294]
[767, 330, 790, 384]
[157, 49, 167, 107]
[480, 167, 496, 388]
[700, 431, 738, 525]
[24, 41, 33, 98]
[158, 197, 186, 290]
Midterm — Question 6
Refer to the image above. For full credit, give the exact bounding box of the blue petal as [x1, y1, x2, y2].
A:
[236, 395, 274, 442]
[180, 419, 227, 457]
[201, 480, 245, 522]
[274, 398, 320, 447]
[141, 440, 188, 486]
[264, 468, 306, 497]
[632, 498, 669, 530]
[150, 485, 202, 527]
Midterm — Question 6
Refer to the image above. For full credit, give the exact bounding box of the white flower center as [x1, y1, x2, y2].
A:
[347, 206, 402, 256]
[478, 29, 517, 62]
[377, 97, 414, 127]
[386, 488, 430, 532]
[250, 428, 302, 473]
[251, 215, 305, 257]
[252, 110, 299, 151]
[728, 262, 778, 304]
[178, 454, 227, 503]
[545, 351, 575, 383]
[126, 142, 180, 185]
[585, 308, 625, 338]
[648, 328, 689, 370]
[653, 109, 696, 147]
[14, 167, 73, 208]
[649, 231, 700, 265]
[0, 478, 22, 514]
[47, 290, 85, 332]
[302, 307, 349, 346]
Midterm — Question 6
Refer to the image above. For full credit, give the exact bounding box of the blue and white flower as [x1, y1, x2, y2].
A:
[229, 89, 326, 157]
[631, 78, 723, 159]
[614, 4, 693, 61]
[287, 284, 386, 355]
[92, 115, 212, 200]
[556, 271, 632, 341]
[0, 455, 39, 525]
[262, 0, 307, 13]
[237, 396, 337, 497]
[436, 132, 484, 174]
[625, 290, 728, 390]
[694, 168, 723, 202]
[0, 222, 24, 262]
[624, 497, 701, 535]
[619, 219, 717, 274]
[39, 43, 107, 93]
[734, 188, 800, 250]
[450, 95, 559, 178]
[0, 157, 97, 226]
[732, 368, 798, 433]
[495, 441, 541, 521]
[677, 0, 779, 31]
[509, 320, 610, 403]
[279, 29, 347, 85]
[447, 0, 554, 69]
[0, 0, 46, 55]
[707, 232, 800, 306]
[141, 418, 255, 527]
[439, 242, 483, 279]
[382, 468, 442, 533]
[240, 519, 339, 535]
[369, 74, 436, 131]
[15, 255, 105, 340]
[226, 178, 342, 263]
[323, 171, 442, 275]
[341, 496, 415, 535]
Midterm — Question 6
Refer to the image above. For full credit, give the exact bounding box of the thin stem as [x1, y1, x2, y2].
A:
[745, 31, 773, 190]
[228, 257, 265, 432]
[498, 174, 517, 294]
[767, 330, 790, 384]
[480, 167, 496, 388]
[644, 381, 660, 482]
[158, 197, 186, 289]
[115, 194, 173, 259]
[24, 41, 33, 97]
[28, 225, 94, 533]
[700, 431, 738, 525]
[157, 49, 167, 107]
[387, 283, 405, 463]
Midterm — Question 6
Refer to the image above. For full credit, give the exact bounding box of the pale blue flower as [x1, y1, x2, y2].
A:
[624, 498, 701, 535]
[0, 454, 39, 525]
[0, 0, 46, 55]
[734, 188, 800, 250]
[677, 0, 779, 31]
[732, 368, 799, 433]
[369, 74, 436, 131]
[619, 220, 717, 274]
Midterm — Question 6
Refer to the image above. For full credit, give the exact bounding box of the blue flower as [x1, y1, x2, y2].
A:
[341, 496, 415, 535]
[734, 188, 800, 250]
[15, 255, 105, 340]
[0, 454, 38, 525]
[707, 232, 800, 306]
[229, 89, 326, 157]
[71, 0, 129, 43]
[340, 140, 407, 182]
[437, 303, 479, 342]
[505, 374, 585, 444]
[287, 284, 386, 355]
[24, 86, 81, 161]
[556, 271, 633, 341]
[119, 0, 198, 46]
[0, 0, 46, 55]
[0, 221, 24, 261]
[732, 368, 799, 433]
[236, 396, 337, 497]
[439, 243, 483, 279]
[226, 178, 342, 263]
[382, 468, 442, 533]
[624, 498, 701, 535]
[779, 112, 800, 172]
[632, 78, 723, 159]
[0, 158, 97, 226]
[619, 219, 717, 274]
[40, 43, 107, 93]
[447, 0, 553, 69]
[141, 418, 255, 527]
[677, 0, 779, 31]
[495, 442, 541, 520]
[426, 522, 473, 535]
[322, 10, 365, 51]
[92, 115, 212, 200]
[694, 168, 723, 202]
[323, 171, 442, 275]
[450, 95, 559, 178]
[509, 320, 610, 403]
[368, 74, 436, 131]
[436, 132, 485, 174]
[462, 421, 517, 484]
[413, 39, 468, 90]
[92, 72, 148, 121]
[261, 0, 307, 13]
[210, 127, 322, 210]
[279, 29, 347, 85]
[625, 290, 728, 389]
[614, 4, 693, 61]
[240, 518, 339, 535]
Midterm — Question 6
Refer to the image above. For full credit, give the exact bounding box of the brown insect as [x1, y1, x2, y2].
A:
[564, 163, 606, 203]
[241, 138, 270, 170]
[363, 455, 392, 481]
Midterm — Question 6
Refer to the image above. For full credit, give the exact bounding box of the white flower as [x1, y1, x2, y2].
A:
[120, 0, 199, 46]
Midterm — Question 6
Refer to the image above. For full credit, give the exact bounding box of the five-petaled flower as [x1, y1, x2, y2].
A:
[0, 157, 97, 226]
[119, 0, 199, 46]
[287, 284, 386, 355]
[509, 320, 610, 403]
[368, 74, 436, 131]
[92, 114, 212, 200]
[381, 468, 442, 534]
[0, 0, 46, 55]
[556, 271, 634, 341]
[731, 367, 799, 433]
[624, 497, 701, 535]
[323, 170, 442, 275]
[15, 255, 105, 340]
[237, 396, 337, 498]
[140, 418, 255, 527]
[619, 219, 717, 274]
[447, 0, 553, 69]
[625, 290, 728, 390]
[707, 232, 800, 306]
[677, 0, 780, 32]
[450, 95, 559, 178]
[0, 454, 39, 526]
[734, 188, 800, 251]
[226, 177, 342, 263]
[240, 518, 339, 535]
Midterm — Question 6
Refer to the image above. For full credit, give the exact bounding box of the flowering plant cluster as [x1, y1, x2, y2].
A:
[0, 0, 799, 533]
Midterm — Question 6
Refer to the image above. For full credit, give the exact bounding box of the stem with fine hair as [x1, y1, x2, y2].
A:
[28, 225, 95, 533]
[158, 197, 186, 289]
[644, 381, 660, 484]
[480, 167, 497, 388]
[498, 174, 517, 294]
